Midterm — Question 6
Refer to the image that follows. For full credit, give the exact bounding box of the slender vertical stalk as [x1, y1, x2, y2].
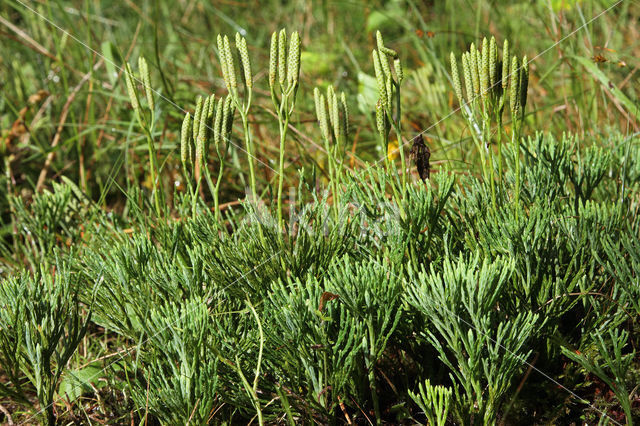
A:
[213, 170, 222, 221]
[144, 127, 162, 218]
[513, 120, 522, 221]
[367, 320, 381, 425]
[276, 114, 290, 227]
[124, 60, 163, 217]
[191, 178, 201, 220]
[240, 114, 257, 201]
[232, 300, 264, 426]
[269, 30, 301, 231]
[497, 113, 504, 184]
[485, 111, 497, 211]
[391, 122, 407, 196]
[390, 99, 407, 195]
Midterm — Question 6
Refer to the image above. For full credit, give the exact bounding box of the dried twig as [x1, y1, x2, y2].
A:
[338, 396, 353, 425]
[0, 402, 14, 426]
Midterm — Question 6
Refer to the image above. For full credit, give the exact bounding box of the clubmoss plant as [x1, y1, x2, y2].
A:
[267, 273, 364, 421]
[598, 229, 640, 318]
[129, 297, 220, 425]
[314, 85, 348, 215]
[9, 180, 87, 271]
[234, 300, 265, 425]
[450, 37, 529, 212]
[124, 57, 163, 217]
[372, 31, 407, 194]
[180, 94, 235, 219]
[562, 327, 635, 424]
[327, 257, 404, 425]
[0, 263, 91, 425]
[4, 10, 640, 425]
[269, 29, 301, 229]
[409, 379, 452, 426]
[511, 55, 529, 218]
[407, 254, 539, 424]
[212, 96, 236, 220]
[217, 33, 257, 203]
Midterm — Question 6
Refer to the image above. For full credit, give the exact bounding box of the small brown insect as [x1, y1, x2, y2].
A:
[592, 54, 608, 63]
[410, 134, 430, 181]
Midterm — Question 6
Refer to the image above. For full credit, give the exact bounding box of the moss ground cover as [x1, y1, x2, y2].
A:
[1, 0, 639, 424]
